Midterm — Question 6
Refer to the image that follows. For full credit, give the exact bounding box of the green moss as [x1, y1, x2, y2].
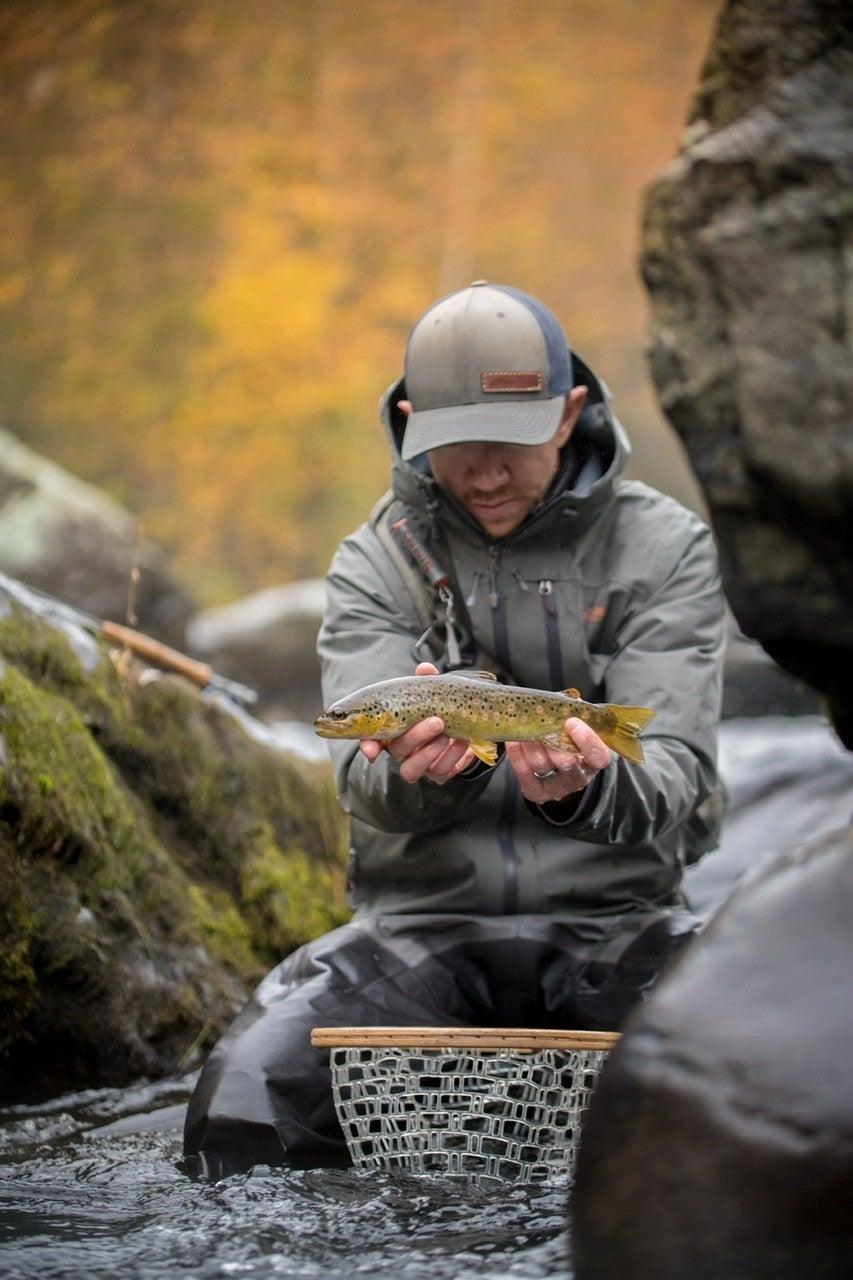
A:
[240, 821, 349, 955]
[0, 593, 351, 1095]
[0, 603, 134, 748]
[0, 837, 38, 1057]
[188, 883, 259, 981]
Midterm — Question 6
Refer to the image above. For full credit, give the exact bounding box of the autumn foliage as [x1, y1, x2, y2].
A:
[0, 0, 716, 602]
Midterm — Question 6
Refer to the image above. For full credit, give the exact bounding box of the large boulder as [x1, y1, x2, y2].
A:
[573, 823, 853, 1280]
[0, 428, 194, 647]
[0, 574, 348, 1102]
[186, 579, 326, 721]
[572, 3, 853, 1275]
[641, 0, 853, 744]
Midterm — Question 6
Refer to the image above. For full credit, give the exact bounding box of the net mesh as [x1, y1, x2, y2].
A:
[329, 1044, 609, 1183]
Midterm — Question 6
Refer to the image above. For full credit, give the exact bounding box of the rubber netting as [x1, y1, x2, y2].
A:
[330, 1044, 609, 1183]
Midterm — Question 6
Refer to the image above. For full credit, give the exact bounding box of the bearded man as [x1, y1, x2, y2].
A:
[184, 282, 726, 1176]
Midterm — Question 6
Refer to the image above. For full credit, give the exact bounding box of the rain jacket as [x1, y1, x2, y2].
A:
[317, 356, 726, 928]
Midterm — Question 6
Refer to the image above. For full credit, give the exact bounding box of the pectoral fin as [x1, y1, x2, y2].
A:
[468, 739, 498, 766]
[465, 670, 498, 681]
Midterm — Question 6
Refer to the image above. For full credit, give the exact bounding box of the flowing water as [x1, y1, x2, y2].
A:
[0, 1076, 573, 1279]
[4, 716, 852, 1279]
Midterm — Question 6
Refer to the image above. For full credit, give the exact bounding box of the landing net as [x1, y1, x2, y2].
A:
[312, 1027, 619, 1184]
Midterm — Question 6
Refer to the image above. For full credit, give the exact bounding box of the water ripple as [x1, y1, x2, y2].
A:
[0, 1078, 572, 1279]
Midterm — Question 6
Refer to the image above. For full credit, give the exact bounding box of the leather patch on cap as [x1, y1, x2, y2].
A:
[481, 371, 543, 393]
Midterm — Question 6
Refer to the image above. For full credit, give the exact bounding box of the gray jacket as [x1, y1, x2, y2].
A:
[317, 357, 726, 925]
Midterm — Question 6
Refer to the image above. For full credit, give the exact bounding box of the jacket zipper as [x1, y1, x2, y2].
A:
[488, 544, 519, 915]
[488, 545, 511, 665]
[538, 579, 564, 690]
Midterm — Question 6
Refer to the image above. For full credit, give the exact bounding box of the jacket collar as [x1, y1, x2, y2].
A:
[379, 352, 632, 546]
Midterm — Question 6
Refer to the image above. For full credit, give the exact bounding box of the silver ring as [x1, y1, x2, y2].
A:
[533, 768, 557, 782]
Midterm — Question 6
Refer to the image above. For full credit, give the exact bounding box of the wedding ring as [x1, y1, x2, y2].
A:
[533, 768, 557, 782]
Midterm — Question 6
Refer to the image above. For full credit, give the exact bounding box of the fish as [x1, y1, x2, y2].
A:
[314, 672, 655, 766]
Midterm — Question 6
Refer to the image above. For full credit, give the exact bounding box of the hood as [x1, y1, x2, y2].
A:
[378, 352, 633, 545]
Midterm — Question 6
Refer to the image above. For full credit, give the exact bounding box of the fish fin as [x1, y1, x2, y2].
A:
[564, 687, 582, 700]
[540, 731, 578, 753]
[468, 738, 498, 766]
[464, 670, 499, 681]
[596, 705, 656, 765]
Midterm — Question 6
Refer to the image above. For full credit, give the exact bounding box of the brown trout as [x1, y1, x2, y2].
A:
[314, 672, 655, 766]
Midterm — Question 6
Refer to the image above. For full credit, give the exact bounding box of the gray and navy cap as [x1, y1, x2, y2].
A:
[401, 281, 574, 461]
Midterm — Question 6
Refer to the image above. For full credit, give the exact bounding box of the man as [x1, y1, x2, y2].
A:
[184, 282, 726, 1177]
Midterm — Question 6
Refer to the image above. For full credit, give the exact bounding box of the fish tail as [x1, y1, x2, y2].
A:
[598, 705, 656, 765]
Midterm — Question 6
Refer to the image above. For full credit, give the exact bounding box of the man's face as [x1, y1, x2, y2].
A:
[422, 388, 587, 539]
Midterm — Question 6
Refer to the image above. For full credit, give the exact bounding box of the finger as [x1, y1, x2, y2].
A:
[565, 718, 612, 770]
[360, 740, 383, 762]
[425, 739, 473, 784]
[506, 741, 549, 799]
[507, 740, 586, 803]
[449, 745, 477, 776]
[399, 735, 457, 783]
[386, 717, 446, 760]
[414, 661, 440, 677]
[509, 740, 556, 778]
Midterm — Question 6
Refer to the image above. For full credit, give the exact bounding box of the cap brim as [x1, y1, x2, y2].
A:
[400, 396, 565, 461]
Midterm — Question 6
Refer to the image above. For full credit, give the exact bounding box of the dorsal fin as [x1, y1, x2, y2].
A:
[462, 670, 498, 681]
[564, 687, 582, 699]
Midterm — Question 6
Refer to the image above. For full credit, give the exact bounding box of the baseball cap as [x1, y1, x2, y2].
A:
[400, 281, 574, 461]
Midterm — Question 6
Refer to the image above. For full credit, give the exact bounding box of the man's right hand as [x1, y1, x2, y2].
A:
[359, 662, 477, 784]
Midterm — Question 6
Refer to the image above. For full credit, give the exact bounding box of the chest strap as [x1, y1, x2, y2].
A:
[369, 490, 507, 677]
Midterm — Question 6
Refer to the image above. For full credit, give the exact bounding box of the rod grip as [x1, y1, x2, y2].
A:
[101, 621, 214, 688]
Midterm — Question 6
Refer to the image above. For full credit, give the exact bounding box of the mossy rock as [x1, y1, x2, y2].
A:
[0, 583, 349, 1101]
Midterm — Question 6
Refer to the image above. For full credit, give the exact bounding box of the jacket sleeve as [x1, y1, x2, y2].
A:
[535, 515, 726, 853]
[316, 528, 495, 834]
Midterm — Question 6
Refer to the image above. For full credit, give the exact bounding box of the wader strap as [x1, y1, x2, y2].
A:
[370, 490, 505, 676]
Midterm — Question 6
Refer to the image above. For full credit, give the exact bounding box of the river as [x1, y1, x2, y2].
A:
[0, 1074, 572, 1279]
[2, 715, 851, 1280]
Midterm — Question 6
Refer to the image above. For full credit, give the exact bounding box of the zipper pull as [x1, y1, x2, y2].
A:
[465, 571, 482, 609]
[511, 570, 530, 592]
[488, 545, 501, 610]
[538, 579, 557, 616]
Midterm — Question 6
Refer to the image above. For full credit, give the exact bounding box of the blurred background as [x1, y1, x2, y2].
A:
[0, 0, 719, 604]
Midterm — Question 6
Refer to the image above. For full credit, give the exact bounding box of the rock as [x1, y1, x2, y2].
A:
[573, 822, 853, 1280]
[0, 428, 194, 647]
[572, 4, 853, 1276]
[186, 579, 326, 720]
[0, 574, 349, 1102]
[641, 0, 853, 744]
[722, 617, 819, 719]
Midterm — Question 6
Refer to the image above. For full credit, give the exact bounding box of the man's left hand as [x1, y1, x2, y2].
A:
[506, 717, 611, 805]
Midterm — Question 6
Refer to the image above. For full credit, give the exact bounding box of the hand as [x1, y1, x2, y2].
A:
[506, 717, 611, 805]
[360, 662, 477, 784]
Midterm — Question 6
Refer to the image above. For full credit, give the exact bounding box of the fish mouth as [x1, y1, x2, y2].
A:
[314, 713, 363, 738]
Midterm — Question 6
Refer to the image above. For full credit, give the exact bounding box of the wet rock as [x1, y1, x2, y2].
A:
[0, 574, 349, 1102]
[0, 428, 194, 647]
[573, 4, 853, 1276]
[186, 579, 325, 720]
[722, 619, 819, 719]
[641, 0, 853, 744]
[573, 822, 853, 1280]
